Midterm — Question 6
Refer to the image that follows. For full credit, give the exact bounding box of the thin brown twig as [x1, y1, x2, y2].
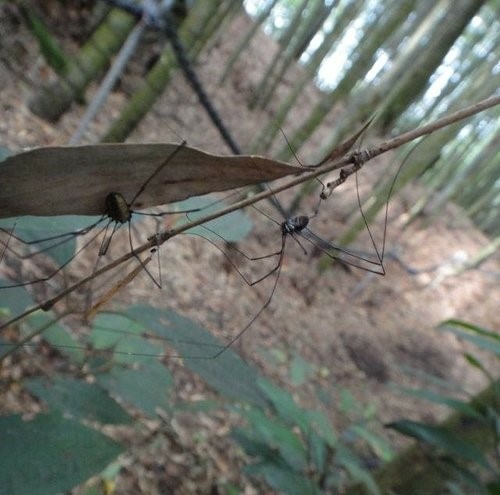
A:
[84, 255, 153, 321]
[1, 94, 498, 330]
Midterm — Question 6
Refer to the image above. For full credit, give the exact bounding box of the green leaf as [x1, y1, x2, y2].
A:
[440, 326, 500, 357]
[391, 385, 484, 418]
[0, 278, 33, 315]
[308, 429, 328, 474]
[232, 427, 275, 459]
[91, 313, 144, 348]
[443, 457, 488, 494]
[305, 409, 337, 448]
[29, 312, 86, 364]
[124, 305, 268, 407]
[246, 463, 321, 495]
[386, 420, 492, 470]
[96, 360, 173, 417]
[463, 353, 493, 379]
[440, 320, 500, 342]
[350, 424, 394, 462]
[0, 413, 123, 495]
[0, 215, 99, 267]
[177, 195, 253, 242]
[395, 364, 465, 393]
[257, 378, 311, 433]
[289, 354, 316, 386]
[25, 377, 132, 425]
[335, 443, 380, 495]
[339, 389, 357, 414]
[244, 408, 308, 471]
[90, 312, 163, 364]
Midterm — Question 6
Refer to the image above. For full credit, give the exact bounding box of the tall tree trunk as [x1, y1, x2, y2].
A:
[257, 0, 336, 111]
[274, 0, 417, 164]
[29, 8, 136, 122]
[377, 0, 488, 130]
[249, 0, 363, 154]
[250, 0, 312, 108]
[102, 1, 221, 142]
[219, 0, 280, 84]
[291, 0, 334, 60]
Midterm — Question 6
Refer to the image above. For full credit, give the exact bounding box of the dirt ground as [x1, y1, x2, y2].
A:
[1, 5, 499, 494]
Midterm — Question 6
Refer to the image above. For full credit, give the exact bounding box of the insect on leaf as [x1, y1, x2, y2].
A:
[0, 143, 304, 218]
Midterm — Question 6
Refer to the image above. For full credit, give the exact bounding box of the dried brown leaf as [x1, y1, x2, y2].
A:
[0, 143, 303, 218]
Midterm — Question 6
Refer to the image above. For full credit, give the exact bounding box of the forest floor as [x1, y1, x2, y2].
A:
[1, 5, 499, 494]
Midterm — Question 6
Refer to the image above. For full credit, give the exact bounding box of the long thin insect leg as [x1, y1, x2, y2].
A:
[84, 220, 119, 313]
[0, 222, 111, 289]
[289, 232, 308, 255]
[276, 126, 322, 217]
[300, 228, 385, 275]
[355, 172, 384, 267]
[98, 220, 119, 257]
[184, 232, 279, 287]
[129, 140, 187, 206]
[0, 222, 16, 264]
[128, 221, 161, 288]
[0, 216, 106, 257]
[184, 212, 284, 286]
[340, 142, 416, 273]
[187, 229, 285, 287]
[156, 235, 287, 360]
[206, 235, 287, 360]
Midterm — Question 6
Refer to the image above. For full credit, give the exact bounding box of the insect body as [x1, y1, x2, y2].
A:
[98, 192, 134, 258]
[105, 192, 132, 225]
[282, 215, 309, 236]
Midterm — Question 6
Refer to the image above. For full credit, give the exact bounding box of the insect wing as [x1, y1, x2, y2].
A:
[299, 227, 384, 274]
